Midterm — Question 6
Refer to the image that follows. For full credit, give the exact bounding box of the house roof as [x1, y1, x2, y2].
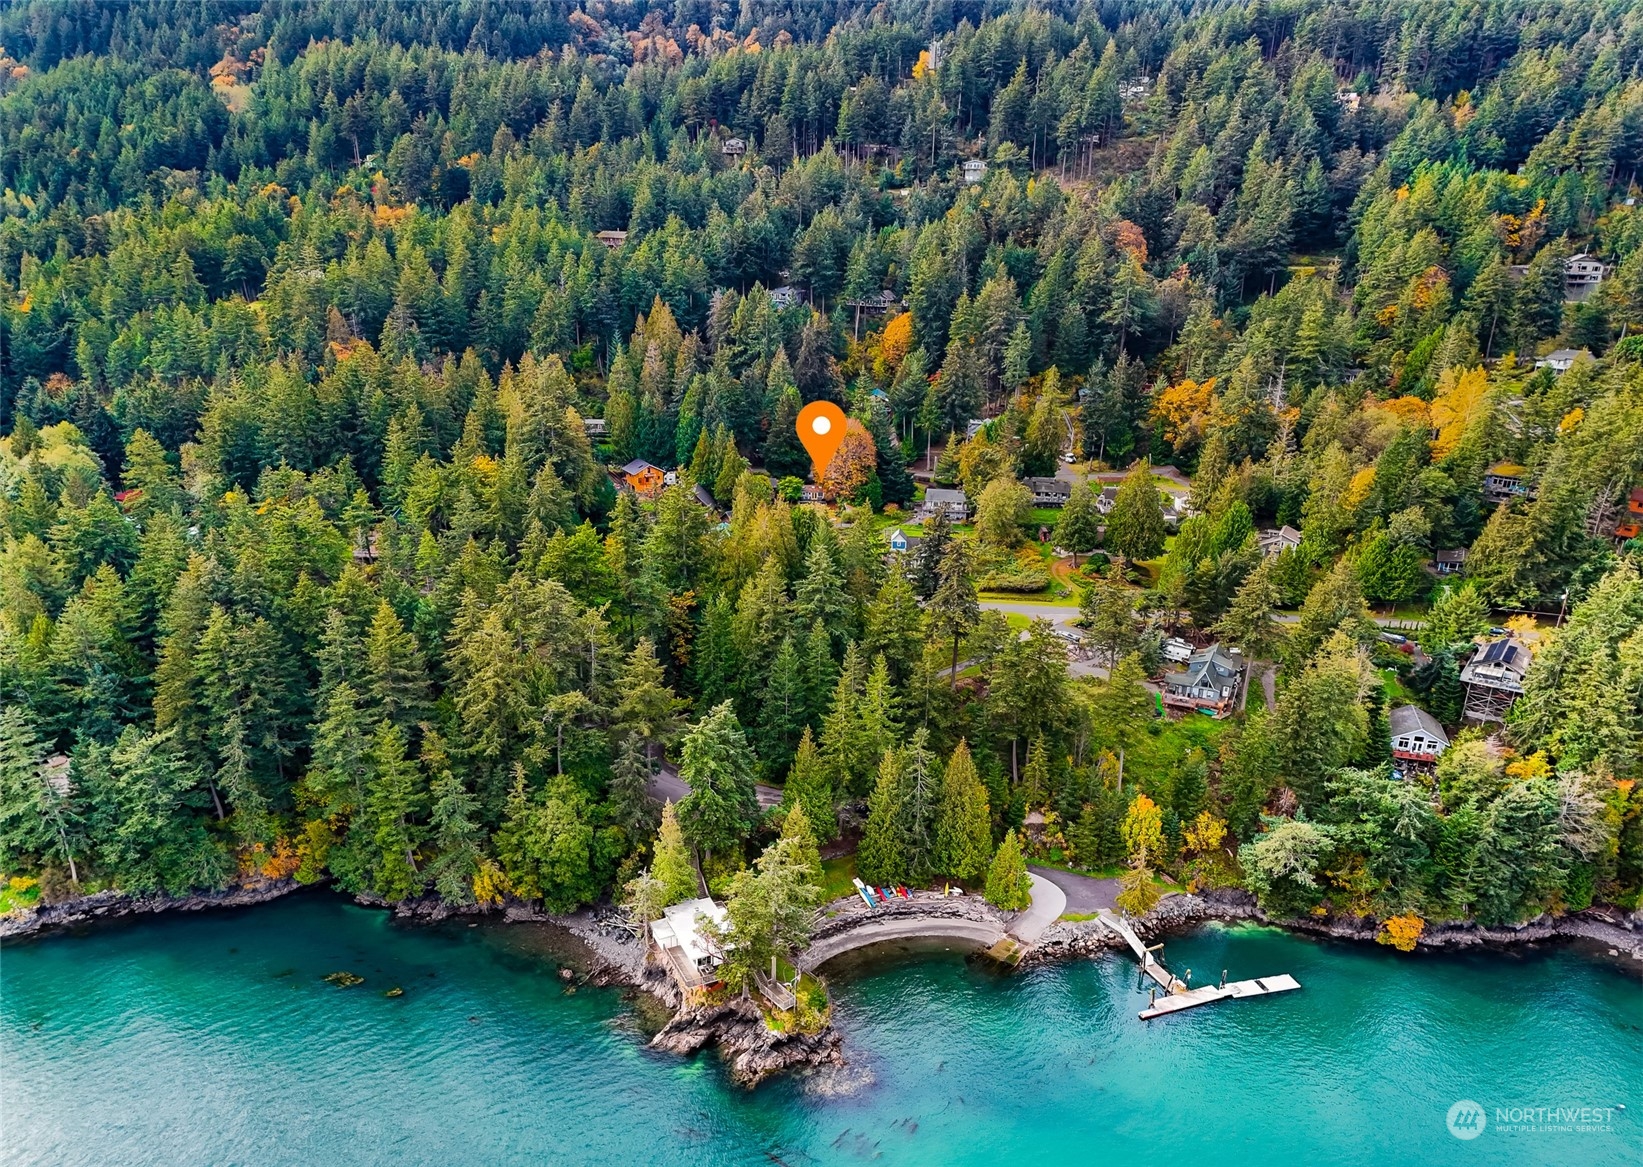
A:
[1538, 349, 1587, 363]
[649, 897, 729, 966]
[924, 488, 967, 506]
[1390, 705, 1448, 743]
[1434, 549, 1468, 564]
[1486, 461, 1526, 478]
[1461, 637, 1531, 686]
[1163, 643, 1242, 690]
[691, 483, 717, 508]
[621, 459, 659, 476]
[1025, 476, 1070, 494]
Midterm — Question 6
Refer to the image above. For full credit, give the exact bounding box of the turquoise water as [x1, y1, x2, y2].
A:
[3, 894, 1639, 1166]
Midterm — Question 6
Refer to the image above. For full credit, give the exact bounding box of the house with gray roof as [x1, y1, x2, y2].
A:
[1390, 705, 1449, 769]
[921, 487, 969, 522]
[1162, 643, 1244, 718]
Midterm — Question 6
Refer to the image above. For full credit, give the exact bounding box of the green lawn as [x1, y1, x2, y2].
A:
[1120, 713, 1231, 798]
[820, 854, 859, 902]
[1380, 667, 1418, 706]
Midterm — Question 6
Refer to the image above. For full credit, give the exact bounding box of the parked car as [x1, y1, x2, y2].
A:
[1379, 631, 1408, 645]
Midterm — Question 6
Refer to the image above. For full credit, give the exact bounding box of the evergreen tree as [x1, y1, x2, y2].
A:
[1105, 461, 1166, 562]
[985, 829, 1032, 910]
[934, 740, 993, 881]
[857, 746, 909, 887]
[651, 801, 700, 905]
[676, 702, 760, 864]
[928, 540, 979, 688]
[782, 727, 835, 842]
[1055, 482, 1102, 565]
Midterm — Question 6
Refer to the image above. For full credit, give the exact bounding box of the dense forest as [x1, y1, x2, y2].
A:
[1, 0, 1640, 942]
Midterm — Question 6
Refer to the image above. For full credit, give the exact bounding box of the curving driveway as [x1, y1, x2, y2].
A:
[1029, 865, 1121, 914]
[1009, 873, 1066, 943]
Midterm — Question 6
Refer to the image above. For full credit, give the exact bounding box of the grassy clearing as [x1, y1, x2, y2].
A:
[820, 854, 859, 902]
[1380, 667, 1419, 706]
[1122, 713, 1231, 797]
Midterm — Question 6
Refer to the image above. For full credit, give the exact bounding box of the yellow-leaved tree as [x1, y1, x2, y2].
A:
[1115, 793, 1165, 917]
[1429, 365, 1490, 457]
[1376, 912, 1425, 952]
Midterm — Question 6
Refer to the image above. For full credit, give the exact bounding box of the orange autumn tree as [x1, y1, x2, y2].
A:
[873, 311, 915, 382]
[1377, 912, 1425, 952]
[1152, 376, 1216, 452]
[821, 417, 877, 502]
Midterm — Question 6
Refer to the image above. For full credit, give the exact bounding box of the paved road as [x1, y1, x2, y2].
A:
[979, 599, 1080, 624]
[1029, 865, 1121, 914]
[645, 763, 782, 809]
[1010, 872, 1066, 942]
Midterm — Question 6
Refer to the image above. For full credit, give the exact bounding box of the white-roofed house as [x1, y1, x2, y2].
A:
[648, 897, 730, 993]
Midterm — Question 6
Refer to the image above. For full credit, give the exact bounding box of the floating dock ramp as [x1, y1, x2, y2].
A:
[1093, 909, 1300, 1019]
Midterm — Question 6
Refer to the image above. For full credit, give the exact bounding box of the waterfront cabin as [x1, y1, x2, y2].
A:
[595, 229, 628, 250]
[1162, 644, 1244, 718]
[922, 487, 969, 522]
[962, 159, 988, 185]
[721, 136, 745, 157]
[1460, 637, 1530, 724]
[649, 898, 730, 993]
[582, 417, 607, 438]
[768, 285, 802, 310]
[1390, 705, 1449, 769]
[964, 418, 988, 440]
[1025, 477, 1071, 507]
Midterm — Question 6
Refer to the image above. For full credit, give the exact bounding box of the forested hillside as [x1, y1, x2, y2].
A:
[1, 0, 1639, 931]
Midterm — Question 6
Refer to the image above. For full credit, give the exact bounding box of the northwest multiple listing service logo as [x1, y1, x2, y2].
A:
[1447, 1100, 1487, 1141]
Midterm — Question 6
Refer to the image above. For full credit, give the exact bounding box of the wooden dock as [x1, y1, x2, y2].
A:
[1137, 973, 1301, 1019]
[1094, 909, 1300, 1020]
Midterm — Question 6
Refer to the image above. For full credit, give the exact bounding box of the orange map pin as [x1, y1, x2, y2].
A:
[796, 401, 847, 480]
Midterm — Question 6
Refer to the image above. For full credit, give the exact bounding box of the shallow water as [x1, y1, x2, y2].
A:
[3, 893, 1639, 1165]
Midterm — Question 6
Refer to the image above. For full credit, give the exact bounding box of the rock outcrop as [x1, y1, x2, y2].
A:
[649, 996, 843, 1087]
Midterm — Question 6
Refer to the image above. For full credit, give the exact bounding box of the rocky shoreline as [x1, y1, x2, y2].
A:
[0, 877, 304, 940]
[1023, 888, 1643, 967]
[7, 880, 1638, 1088]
